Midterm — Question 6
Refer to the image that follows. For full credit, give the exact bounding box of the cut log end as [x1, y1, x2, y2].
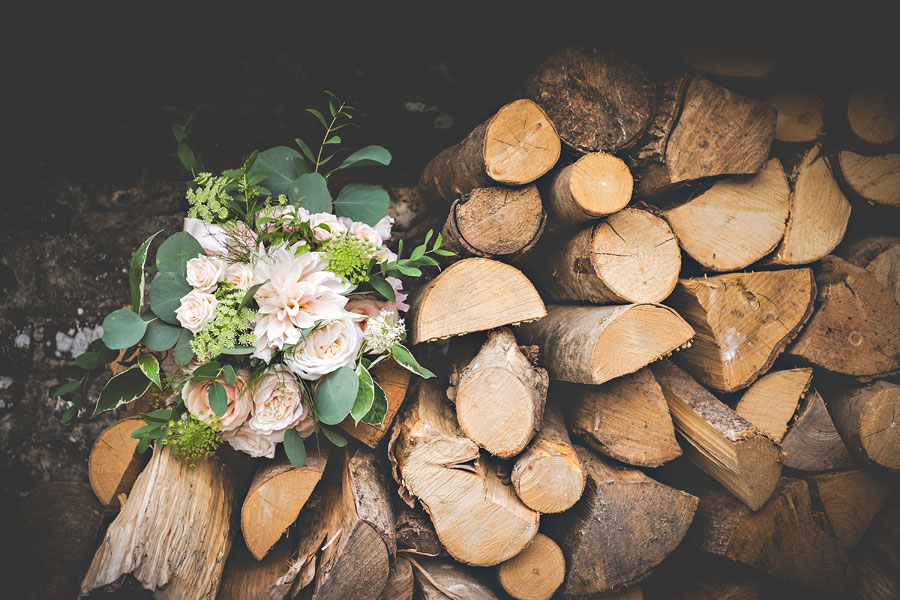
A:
[847, 86, 900, 144]
[829, 381, 900, 471]
[838, 151, 900, 208]
[546, 152, 633, 226]
[767, 90, 825, 142]
[734, 367, 812, 443]
[483, 99, 561, 185]
[497, 534, 565, 600]
[88, 417, 149, 507]
[805, 468, 896, 548]
[782, 389, 855, 471]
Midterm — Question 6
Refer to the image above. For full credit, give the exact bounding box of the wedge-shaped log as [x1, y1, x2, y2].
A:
[544, 446, 698, 597]
[380, 556, 414, 600]
[561, 367, 681, 467]
[408, 258, 545, 344]
[419, 99, 560, 204]
[219, 538, 295, 600]
[409, 557, 499, 600]
[805, 468, 896, 548]
[734, 367, 812, 443]
[389, 381, 539, 566]
[766, 90, 825, 142]
[669, 268, 816, 393]
[837, 152, 900, 208]
[340, 360, 412, 448]
[781, 389, 855, 471]
[826, 380, 900, 471]
[543, 152, 633, 229]
[650, 360, 782, 511]
[840, 235, 900, 304]
[516, 304, 694, 385]
[88, 417, 150, 507]
[497, 533, 566, 600]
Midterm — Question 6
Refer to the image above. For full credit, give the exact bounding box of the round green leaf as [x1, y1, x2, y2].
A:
[313, 366, 360, 425]
[288, 172, 332, 214]
[102, 309, 150, 350]
[142, 318, 182, 351]
[208, 381, 227, 416]
[283, 428, 307, 468]
[156, 232, 204, 277]
[249, 146, 304, 196]
[334, 183, 389, 226]
[174, 329, 195, 367]
[149, 273, 192, 325]
[222, 364, 237, 386]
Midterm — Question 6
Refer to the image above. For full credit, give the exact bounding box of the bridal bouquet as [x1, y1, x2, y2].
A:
[55, 94, 448, 467]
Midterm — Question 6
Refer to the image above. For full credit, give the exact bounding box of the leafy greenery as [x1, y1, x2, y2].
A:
[129, 231, 162, 313]
[391, 345, 436, 379]
[283, 428, 307, 468]
[156, 232, 204, 277]
[190, 288, 256, 362]
[334, 183, 389, 226]
[349, 363, 375, 425]
[102, 309, 149, 349]
[92, 367, 152, 417]
[313, 365, 359, 425]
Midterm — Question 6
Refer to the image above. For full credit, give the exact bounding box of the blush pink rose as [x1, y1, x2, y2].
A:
[345, 295, 400, 332]
[182, 369, 251, 432]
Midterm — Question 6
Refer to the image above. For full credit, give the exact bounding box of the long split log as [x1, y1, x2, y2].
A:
[496, 533, 565, 600]
[88, 417, 150, 507]
[825, 380, 900, 471]
[340, 359, 412, 448]
[781, 389, 855, 471]
[734, 367, 812, 443]
[542, 152, 633, 228]
[804, 467, 896, 548]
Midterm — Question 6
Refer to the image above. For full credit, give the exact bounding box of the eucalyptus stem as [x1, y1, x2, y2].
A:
[315, 102, 345, 174]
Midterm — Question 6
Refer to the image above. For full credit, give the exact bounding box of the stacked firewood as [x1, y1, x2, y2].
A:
[28, 44, 900, 600]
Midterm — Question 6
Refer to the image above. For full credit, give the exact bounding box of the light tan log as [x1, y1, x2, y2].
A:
[805, 468, 896, 548]
[669, 268, 816, 393]
[408, 258, 545, 344]
[781, 389, 855, 471]
[838, 152, 900, 208]
[533, 206, 681, 304]
[88, 417, 150, 507]
[510, 399, 584, 513]
[691, 478, 854, 597]
[786, 256, 900, 378]
[847, 86, 900, 144]
[826, 380, 900, 471]
[497, 534, 565, 600]
[651, 360, 782, 511]
[543, 152, 633, 228]
[241, 450, 328, 560]
[409, 556, 499, 600]
[80, 446, 233, 599]
[663, 158, 791, 271]
[380, 556, 414, 600]
[562, 367, 681, 467]
[544, 446, 698, 597]
[515, 303, 694, 385]
[389, 380, 539, 566]
[341, 359, 412, 448]
[219, 538, 295, 600]
[766, 90, 825, 142]
[766, 144, 851, 265]
[419, 99, 560, 205]
[453, 328, 548, 458]
[734, 367, 812, 443]
[840, 235, 900, 304]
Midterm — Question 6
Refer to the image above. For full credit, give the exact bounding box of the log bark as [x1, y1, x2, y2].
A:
[496, 533, 565, 600]
[407, 258, 545, 344]
[241, 450, 328, 560]
[668, 268, 816, 393]
[340, 360, 412, 448]
[544, 446, 698, 597]
[453, 328, 548, 458]
[650, 360, 782, 511]
[734, 367, 812, 443]
[440, 185, 545, 263]
[394, 502, 444, 556]
[840, 235, 900, 304]
[408, 556, 499, 600]
[766, 144, 851, 265]
[418, 99, 560, 205]
[781, 389, 855, 471]
[515, 303, 694, 385]
[88, 417, 150, 507]
[838, 152, 900, 208]
[786, 256, 900, 378]
[805, 467, 896, 548]
[542, 152, 633, 229]
[525, 47, 655, 155]
[847, 86, 900, 144]
[218, 538, 295, 600]
[663, 158, 791, 271]
[766, 90, 825, 142]
[389, 380, 539, 567]
[825, 380, 900, 471]
[380, 556, 414, 600]
[510, 398, 584, 513]
[80, 446, 234, 599]
[561, 366, 682, 468]
[532, 206, 681, 304]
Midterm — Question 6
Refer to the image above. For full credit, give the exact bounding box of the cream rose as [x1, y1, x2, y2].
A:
[349, 221, 383, 248]
[284, 317, 364, 380]
[183, 218, 229, 256]
[247, 366, 308, 436]
[182, 369, 251, 432]
[309, 212, 348, 242]
[374, 246, 397, 264]
[175, 290, 218, 334]
[346, 296, 400, 332]
[374, 214, 394, 241]
[224, 263, 254, 290]
[186, 255, 226, 292]
[222, 425, 277, 458]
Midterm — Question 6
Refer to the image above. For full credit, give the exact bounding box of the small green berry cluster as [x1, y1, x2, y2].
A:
[163, 413, 220, 467]
[186, 173, 233, 222]
[191, 289, 256, 362]
[323, 234, 376, 284]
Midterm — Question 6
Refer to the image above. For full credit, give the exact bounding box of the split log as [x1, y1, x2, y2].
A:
[515, 303, 694, 385]
[847, 86, 900, 144]
[80, 446, 233, 599]
[408, 557, 499, 600]
[840, 235, 900, 303]
[826, 380, 900, 471]
[380, 557, 414, 600]
[805, 468, 896, 547]
[510, 399, 585, 513]
[341, 359, 412, 448]
[562, 367, 682, 467]
[766, 144, 851, 265]
[668, 268, 816, 393]
[88, 416, 150, 507]
[532, 206, 681, 304]
[241, 450, 328, 560]
[663, 158, 791, 272]
[542, 152, 632, 228]
[389, 380, 539, 566]
[781, 389, 855, 471]
[418, 99, 560, 205]
[734, 367, 812, 443]
[452, 328, 549, 458]
[440, 185, 545, 262]
[394, 502, 443, 556]
[766, 90, 825, 142]
[496, 533, 565, 600]
[525, 47, 655, 154]
[786, 256, 900, 378]
[650, 360, 782, 511]
[837, 152, 900, 209]
[407, 258, 545, 344]
[219, 538, 295, 600]
[689, 477, 855, 598]
[631, 74, 776, 198]
[544, 446, 698, 597]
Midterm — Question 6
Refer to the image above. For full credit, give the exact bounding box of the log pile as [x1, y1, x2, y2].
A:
[35, 42, 900, 600]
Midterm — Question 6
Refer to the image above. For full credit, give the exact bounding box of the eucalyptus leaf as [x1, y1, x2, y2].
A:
[192, 361, 222, 380]
[129, 230, 162, 314]
[295, 138, 316, 163]
[321, 427, 348, 447]
[288, 172, 332, 214]
[174, 329, 195, 367]
[137, 353, 162, 388]
[142, 318, 182, 351]
[337, 145, 392, 170]
[313, 366, 359, 425]
[220, 346, 255, 355]
[156, 232, 204, 278]
[177, 142, 196, 172]
[238, 280, 267, 310]
[368, 275, 395, 302]
[306, 108, 328, 129]
[222, 364, 236, 386]
[92, 367, 151, 417]
[350, 364, 375, 425]
[208, 381, 227, 416]
[391, 345, 436, 378]
[283, 428, 307, 468]
[361, 381, 388, 426]
[149, 273, 192, 325]
[102, 309, 149, 349]
[334, 183, 389, 226]
[249, 146, 303, 196]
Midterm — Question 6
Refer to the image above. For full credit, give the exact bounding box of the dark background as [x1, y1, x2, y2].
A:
[1, 1, 899, 597]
